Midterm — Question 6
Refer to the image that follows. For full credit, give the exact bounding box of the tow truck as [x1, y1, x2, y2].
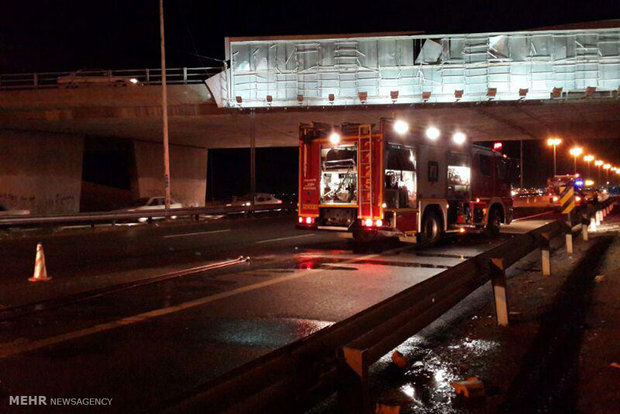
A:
[297, 119, 515, 246]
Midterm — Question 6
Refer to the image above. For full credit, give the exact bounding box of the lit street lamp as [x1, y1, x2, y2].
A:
[603, 163, 611, 183]
[595, 160, 603, 183]
[546, 138, 562, 176]
[583, 154, 594, 177]
[569, 146, 583, 174]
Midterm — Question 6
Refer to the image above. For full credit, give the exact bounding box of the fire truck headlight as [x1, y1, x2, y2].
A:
[425, 126, 440, 140]
[553, 196, 559, 202]
[393, 120, 409, 135]
[305, 217, 313, 224]
[364, 218, 373, 227]
[575, 196, 581, 202]
[329, 132, 341, 145]
[298, 217, 303, 224]
[375, 219, 383, 227]
[452, 131, 467, 145]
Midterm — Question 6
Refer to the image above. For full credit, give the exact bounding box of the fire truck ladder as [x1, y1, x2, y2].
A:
[358, 124, 373, 219]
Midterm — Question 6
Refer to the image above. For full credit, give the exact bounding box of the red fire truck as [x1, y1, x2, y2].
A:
[297, 119, 515, 246]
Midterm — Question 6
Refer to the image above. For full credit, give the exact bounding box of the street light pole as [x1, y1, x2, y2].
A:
[159, 0, 171, 214]
[595, 160, 603, 184]
[584, 155, 594, 178]
[547, 138, 561, 177]
[520, 140, 524, 188]
[569, 146, 583, 175]
[574, 156, 577, 174]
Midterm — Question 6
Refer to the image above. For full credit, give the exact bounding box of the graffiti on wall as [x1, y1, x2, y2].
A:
[0, 192, 76, 212]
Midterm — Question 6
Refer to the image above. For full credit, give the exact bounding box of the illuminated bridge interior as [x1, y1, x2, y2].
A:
[215, 27, 620, 108]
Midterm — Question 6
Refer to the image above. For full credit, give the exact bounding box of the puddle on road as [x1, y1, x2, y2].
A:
[293, 256, 450, 271]
[373, 336, 500, 413]
[207, 317, 334, 348]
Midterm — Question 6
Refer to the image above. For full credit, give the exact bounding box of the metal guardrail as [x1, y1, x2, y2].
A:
[0, 67, 221, 90]
[0, 203, 293, 228]
[162, 199, 617, 413]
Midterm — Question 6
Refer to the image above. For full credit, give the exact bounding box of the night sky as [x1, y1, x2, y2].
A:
[2, 0, 619, 73]
[2, 1, 619, 198]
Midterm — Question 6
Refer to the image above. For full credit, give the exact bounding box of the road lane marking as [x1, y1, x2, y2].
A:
[163, 229, 231, 238]
[0, 250, 382, 359]
[256, 234, 316, 244]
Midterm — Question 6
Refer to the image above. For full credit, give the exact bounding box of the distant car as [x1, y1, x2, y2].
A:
[0, 204, 30, 217]
[227, 193, 282, 208]
[118, 197, 183, 222]
[57, 71, 141, 88]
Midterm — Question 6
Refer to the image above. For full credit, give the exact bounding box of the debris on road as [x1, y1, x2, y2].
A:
[450, 376, 486, 398]
[391, 350, 408, 369]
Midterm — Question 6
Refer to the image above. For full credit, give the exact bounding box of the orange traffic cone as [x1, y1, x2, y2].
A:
[29, 243, 51, 282]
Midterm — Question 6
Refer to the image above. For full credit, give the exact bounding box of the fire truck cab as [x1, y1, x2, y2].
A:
[297, 119, 514, 246]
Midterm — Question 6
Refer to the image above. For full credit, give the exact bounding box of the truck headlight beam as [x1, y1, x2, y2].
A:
[452, 131, 466, 145]
[329, 132, 341, 145]
[393, 120, 409, 135]
[425, 126, 440, 140]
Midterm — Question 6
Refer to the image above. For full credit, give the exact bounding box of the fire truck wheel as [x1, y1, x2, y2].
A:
[419, 210, 442, 247]
[353, 230, 377, 243]
[487, 206, 502, 235]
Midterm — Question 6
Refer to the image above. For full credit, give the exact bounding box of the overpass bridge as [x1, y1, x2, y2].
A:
[1, 25, 618, 214]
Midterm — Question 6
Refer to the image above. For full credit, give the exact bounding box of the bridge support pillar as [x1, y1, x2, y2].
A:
[490, 258, 509, 327]
[132, 141, 207, 207]
[0, 130, 84, 214]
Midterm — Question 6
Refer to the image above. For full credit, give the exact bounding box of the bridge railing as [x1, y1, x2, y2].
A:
[0, 67, 222, 90]
[0, 202, 294, 228]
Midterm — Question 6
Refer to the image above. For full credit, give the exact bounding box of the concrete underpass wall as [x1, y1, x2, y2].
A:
[132, 141, 207, 207]
[0, 130, 84, 214]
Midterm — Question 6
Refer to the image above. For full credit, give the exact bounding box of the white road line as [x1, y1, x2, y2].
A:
[0, 250, 382, 359]
[255, 234, 316, 244]
[163, 229, 231, 238]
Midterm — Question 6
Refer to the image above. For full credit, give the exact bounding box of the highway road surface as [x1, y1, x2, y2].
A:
[0, 215, 555, 412]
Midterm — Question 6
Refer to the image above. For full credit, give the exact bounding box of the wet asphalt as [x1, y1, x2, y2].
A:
[0, 215, 552, 412]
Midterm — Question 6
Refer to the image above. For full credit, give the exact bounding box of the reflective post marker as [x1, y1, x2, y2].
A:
[541, 232, 551, 276]
[490, 258, 509, 327]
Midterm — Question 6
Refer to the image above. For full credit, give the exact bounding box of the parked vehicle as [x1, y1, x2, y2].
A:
[297, 119, 516, 245]
[0, 204, 30, 217]
[117, 197, 183, 222]
[228, 193, 282, 207]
